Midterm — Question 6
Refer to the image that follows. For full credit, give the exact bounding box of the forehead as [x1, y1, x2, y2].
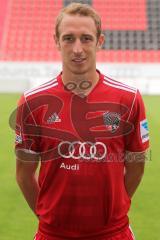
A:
[58, 14, 97, 37]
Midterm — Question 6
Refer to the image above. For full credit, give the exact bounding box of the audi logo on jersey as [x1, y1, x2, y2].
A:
[58, 141, 107, 160]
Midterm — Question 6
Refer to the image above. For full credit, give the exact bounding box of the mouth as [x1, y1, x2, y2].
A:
[72, 58, 86, 64]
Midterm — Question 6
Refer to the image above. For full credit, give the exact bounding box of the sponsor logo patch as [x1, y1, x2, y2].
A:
[15, 134, 22, 144]
[60, 162, 80, 171]
[15, 125, 22, 144]
[140, 119, 149, 143]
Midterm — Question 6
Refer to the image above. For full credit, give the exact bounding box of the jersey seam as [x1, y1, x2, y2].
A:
[104, 75, 136, 91]
[24, 94, 38, 126]
[127, 89, 138, 122]
[125, 148, 150, 153]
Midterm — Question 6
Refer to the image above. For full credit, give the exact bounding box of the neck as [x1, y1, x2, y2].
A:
[61, 69, 99, 96]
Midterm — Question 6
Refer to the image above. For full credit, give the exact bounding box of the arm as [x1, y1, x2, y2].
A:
[16, 157, 40, 214]
[124, 151, 146, 198]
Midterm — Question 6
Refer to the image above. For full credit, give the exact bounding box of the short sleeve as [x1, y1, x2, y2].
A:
[125, 90, 149, 152]
[15, 94, 40, 156]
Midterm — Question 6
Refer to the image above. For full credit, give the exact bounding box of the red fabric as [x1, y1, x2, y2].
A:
[16, 71, 148, 238]
[34, 226, 135, 239]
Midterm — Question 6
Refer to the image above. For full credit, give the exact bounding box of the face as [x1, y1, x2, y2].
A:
[55, 14, 104, 75]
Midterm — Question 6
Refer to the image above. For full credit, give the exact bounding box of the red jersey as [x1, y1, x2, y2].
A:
[15, 70, 149, 239]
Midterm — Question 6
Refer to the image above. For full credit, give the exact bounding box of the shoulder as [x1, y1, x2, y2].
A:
[102, 75, 137, 95]
[101, 74, 139, 109]
[24, 77, 59, 100]
[100, 74, 144, 119]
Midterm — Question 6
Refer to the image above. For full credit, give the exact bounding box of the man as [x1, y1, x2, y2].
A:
[15, 3, 149, 240]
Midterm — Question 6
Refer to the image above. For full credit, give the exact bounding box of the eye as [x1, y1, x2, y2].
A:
[81, 35, 93, 42]
[63, 36, 74, 42]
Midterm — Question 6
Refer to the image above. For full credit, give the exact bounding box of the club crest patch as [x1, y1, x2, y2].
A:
[103, 112, 120, 133]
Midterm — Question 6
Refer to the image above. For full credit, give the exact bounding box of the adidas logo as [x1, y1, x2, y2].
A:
[47, 112, 61, 124]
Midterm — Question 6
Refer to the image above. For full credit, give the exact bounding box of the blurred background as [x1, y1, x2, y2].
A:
[0, 0, 159, 239]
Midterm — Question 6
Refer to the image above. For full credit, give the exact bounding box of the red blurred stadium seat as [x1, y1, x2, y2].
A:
[93, 0, 147, 31]
[0, 0, 159, 62]
[0, 0, 62, 61]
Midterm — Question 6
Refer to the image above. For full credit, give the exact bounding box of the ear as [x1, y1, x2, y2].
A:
[96, 34, 105, 51]
[54, 34, 61, 51]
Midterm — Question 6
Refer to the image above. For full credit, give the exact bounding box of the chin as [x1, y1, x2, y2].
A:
[70, 67, 89, 75]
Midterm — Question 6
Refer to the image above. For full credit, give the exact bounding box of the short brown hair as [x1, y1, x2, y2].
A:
[55, 3, 102, 39]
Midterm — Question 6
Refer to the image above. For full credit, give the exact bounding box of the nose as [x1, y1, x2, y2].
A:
[73, 39, 83, 55]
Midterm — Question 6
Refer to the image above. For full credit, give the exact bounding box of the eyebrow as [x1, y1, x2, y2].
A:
[62, 34, 74, 37]
[62, 33, 94, 38]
